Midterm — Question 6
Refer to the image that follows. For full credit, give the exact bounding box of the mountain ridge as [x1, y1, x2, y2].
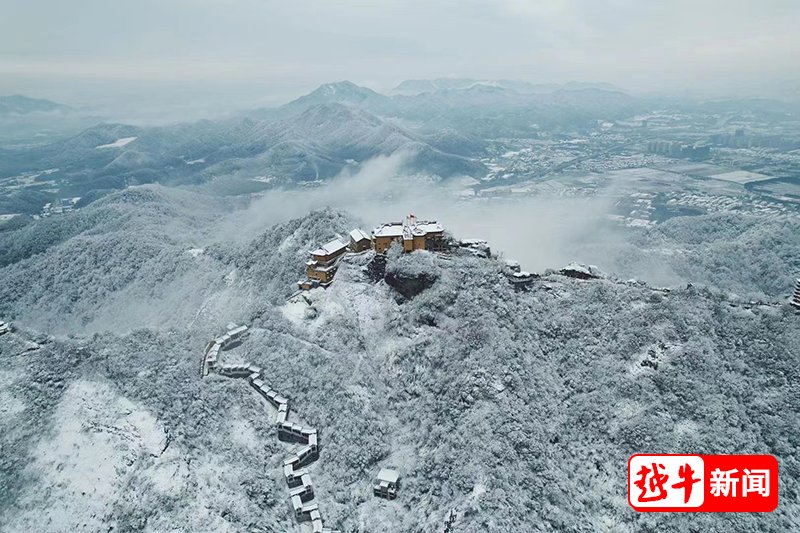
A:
[0, 95, 69, 116]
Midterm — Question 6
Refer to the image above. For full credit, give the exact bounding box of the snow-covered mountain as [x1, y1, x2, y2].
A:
[0, 194, 798, 532]
[283, 81, 393, 112]
[0, 80, 655, 216]
[0, 90, 490, 215]
[0, 187, 362, 333]
[223, 103, 484, 181]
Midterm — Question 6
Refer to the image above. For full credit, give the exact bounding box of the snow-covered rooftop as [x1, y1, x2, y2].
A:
[376, 467, 400, 484]
[562, 262, 593, 275]
[349, 228, 370, 242]
[373, 220, 443, 238]
[312, 239, 347, 257]
[372, 223, 404, 238]
[411, 222, 443, 236]
[311, 262, 339, 273]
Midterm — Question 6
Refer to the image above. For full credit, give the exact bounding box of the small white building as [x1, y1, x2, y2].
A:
[792, 278, 800, 309]
[373, 467, 400, 500]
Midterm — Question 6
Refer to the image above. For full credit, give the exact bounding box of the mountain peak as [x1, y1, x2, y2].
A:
[316, 80, 366, 94]
[283, 81, 388, 111]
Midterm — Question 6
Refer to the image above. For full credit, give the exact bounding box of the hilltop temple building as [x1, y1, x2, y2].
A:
[371, 215, 445, 253]
[298, 216, 446, 290]
[792, 278, 800, 309]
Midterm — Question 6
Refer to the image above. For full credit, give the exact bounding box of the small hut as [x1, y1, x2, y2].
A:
[373, 467, 401, 500]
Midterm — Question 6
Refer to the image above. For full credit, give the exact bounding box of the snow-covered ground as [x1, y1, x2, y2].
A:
[96, 137, 138, 149]
[4, 379, 167, 532]
[281, 287, 326, 324]
[0, 369, 26, 421]
[0, 372, 255, 533]
[1, 202, 799, 532]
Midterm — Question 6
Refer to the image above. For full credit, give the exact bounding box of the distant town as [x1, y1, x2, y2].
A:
[472, 114, 800, 229]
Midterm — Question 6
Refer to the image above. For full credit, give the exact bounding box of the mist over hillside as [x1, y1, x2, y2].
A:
[2, 172, 799, 335]
[0, 95, 102, 148]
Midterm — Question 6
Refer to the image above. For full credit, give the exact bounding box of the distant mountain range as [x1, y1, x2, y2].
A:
[0, 95, 69, 116]
[0, 96, 486, 210]
[391, 78, 622, 96]
[0, 79, 660, 214]
[0, 95, 101, 149]
[274, 80, 642, 129]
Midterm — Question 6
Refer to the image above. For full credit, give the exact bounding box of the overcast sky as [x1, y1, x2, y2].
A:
[1, 0, 798, 114]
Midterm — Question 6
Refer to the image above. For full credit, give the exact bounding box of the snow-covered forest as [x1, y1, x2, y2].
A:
[1, 185, 799, 531]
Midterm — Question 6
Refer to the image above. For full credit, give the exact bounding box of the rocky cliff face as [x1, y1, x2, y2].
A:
[383, 249, 441, 299]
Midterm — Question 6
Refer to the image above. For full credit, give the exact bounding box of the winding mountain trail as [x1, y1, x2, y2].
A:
[201, 325, 340, 533]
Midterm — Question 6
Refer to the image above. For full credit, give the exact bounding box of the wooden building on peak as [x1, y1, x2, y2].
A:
[299, 238, 348, 290]
[372, 215, 445, 254]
